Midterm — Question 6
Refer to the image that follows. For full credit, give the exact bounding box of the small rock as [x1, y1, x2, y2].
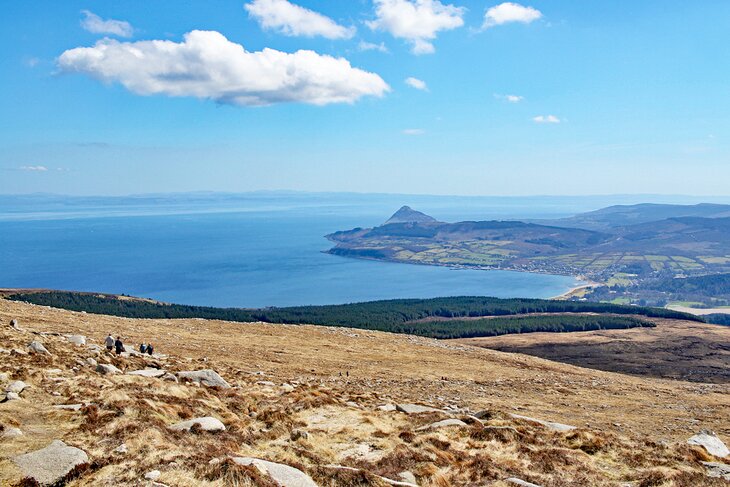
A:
[28, 341, 51, 355]
[506, 478, 543, 487]
[396, 404, 444, 415]
[416, 418, 467, 431]
[96, 364, 122, 375]
[257, 380, 276, 387]
[281, 383, 295, 393]
[378, 404, 397, 412]
[177, 370, 230, 388]
[688, 431, 729, 458]
[345, 401, 360, 408]
[3, 427, 23, 438]
[66, 335, 86, 346]
[113, 443, 128, 454]
[13, 440, 89, 486]
[290, 429, 309, 441]
[398, 471, 418, 484]
[86, 358, 98, 367]
[4, 392, 21, 401]
[5, 380, 27, 394]
[231, 457, 318, 487]
[702, 461, 730, 480]
[10, 319, 22, 331]
[145, 470, 161, 481]
[509, 414, 576, 432]
[168, 416, 226, 432]
[0, 372, 9, 382]
[127, 369, 166, 378]
[53, 404, 83, 411]
[162, 373, 178, 382]
[45, 369, 63, 375]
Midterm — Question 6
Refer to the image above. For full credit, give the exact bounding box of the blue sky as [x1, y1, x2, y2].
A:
[1, 0, 729, 196]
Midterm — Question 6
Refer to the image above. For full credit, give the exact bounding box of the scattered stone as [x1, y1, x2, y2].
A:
[10, 319, 22, 331]
[28, 341, 51, 355]
[53, 404, 83, 411]
[162, 373, 178, 382]
[398, 471, 418, 484]
[4, 392, 21, 401]
[127, 368, 166, 378]
[378, 404, 397, 412]
[5, 380, 27, 394]
[168, 416, 226, 432]
[66, 335, 86, 346]
[86, 358, 97, 367]
[231, 457, 317, 487]
[145, 470, 161, 481]
[3, 427, 23, 438]
[509, 414, 576, 432]
[113, 443, 128, 454]
[416, 418, 467, 431]
[177, 370, 230, 388]
[702, 461, 730, 480]
[290, 429, 309, 441]
[45, 368, 63, 375]
[13, 440, 89, 486]
[96, 364, 122, 375]
[345, 401, 360, 408]
[688, 431, 729, 458]
[473, 410, 493, 420]
[281, 383, 295, 393]
[396, 404, 444, 415]
[506, 478, 543, 487]
[257, 380, 276, 387]
[11, 348, 28, 356]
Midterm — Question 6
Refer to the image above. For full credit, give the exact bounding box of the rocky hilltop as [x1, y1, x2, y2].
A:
[1, 298, 729, 486]
[383, 206, 439, 225]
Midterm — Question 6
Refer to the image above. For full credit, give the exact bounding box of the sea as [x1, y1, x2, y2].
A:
[1, 192, 719, 308]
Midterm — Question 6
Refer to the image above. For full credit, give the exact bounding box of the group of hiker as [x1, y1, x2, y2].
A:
[104, 334, 154, 356]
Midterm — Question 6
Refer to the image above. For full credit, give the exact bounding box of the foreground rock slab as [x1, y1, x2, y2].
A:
[396, 404, 444, 414]
[127, 368, 166, 378]
[177, 369, 230, 388]
[509, 413, 576, 432]
[702, 462, 730, 480]
[231, 457, 317, 487]
[168, 416, 226, 432]
[13, 440, 88, 486]
[688, 431, 730, 458]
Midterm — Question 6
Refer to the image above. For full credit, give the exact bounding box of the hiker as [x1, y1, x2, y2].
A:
[114, 336, 124, 355]
[105, 334, 114, 351]
[146, 343, 154, 356]
[139, 343, 147, 354]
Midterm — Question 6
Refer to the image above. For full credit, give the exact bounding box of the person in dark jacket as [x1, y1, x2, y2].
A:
[146, 343, 154, 356]
[139, 343, 147, 354]
[114, 336, 124, 355]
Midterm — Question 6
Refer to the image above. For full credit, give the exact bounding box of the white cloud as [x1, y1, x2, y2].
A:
[367, 0, 465, 55]
[245, 0, 355, 39]
[483, 2, 542, 29]
[80, 10, 134, 37]
[19, 165, 48, 171]
[495, 93, 523, 103]
[402, 128, 425, 135]
[405, 77, 427, 91]
[358, 41, 389, 53]
[57, 30, 390, 106]
[533, 115, 560, 124]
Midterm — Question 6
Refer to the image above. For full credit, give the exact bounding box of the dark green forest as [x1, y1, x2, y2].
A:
[6, 291, 698, 338]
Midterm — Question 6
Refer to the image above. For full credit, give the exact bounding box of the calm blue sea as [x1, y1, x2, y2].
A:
[5, 191, 710, 308]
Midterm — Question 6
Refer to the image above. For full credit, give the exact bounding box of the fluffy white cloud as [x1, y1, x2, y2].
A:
[483, 2, 542, 29]
[402, 128, 425, 135]
[80, 10, 133, 37]
[57, 30, 390, 106]
[495, 93, 523, 103]
[405, 77, 427, 90]
[367, 0, 465, 55]
[533, 115, 560, 124]
[358, 41, 389, 53]
[19, 165, 48, 171]
[245, 0, 355, 39]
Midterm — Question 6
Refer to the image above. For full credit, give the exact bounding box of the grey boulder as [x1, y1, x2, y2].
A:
[66, 335, 86, 346]
[5, 380, 27, 394]
[13, 440, 88, 486]
[168, 416, 226, 432]
[96, 363, 122, 375]
[28, 341, 51, 355]
[177, 369, 230, 388]
[702, 462, 730, 480]
[231, 457, 317, 487]
[127, 368, 166, 378]
[688, 431, 729, 458]
[416, 418, 467, 431]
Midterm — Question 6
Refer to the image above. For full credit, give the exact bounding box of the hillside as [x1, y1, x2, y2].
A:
[1, 298, 729, 486]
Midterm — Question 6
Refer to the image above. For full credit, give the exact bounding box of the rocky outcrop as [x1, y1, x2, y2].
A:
[177, 369, 230, 388]
[231, 457, 318, 487]
[13, 440, 88, 486]
[168, 416, 226, 432]
[688, 431, 729, 458]
[702, 461, 730, 480]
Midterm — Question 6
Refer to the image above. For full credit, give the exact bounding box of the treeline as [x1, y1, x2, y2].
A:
[398, 315, 654, 339]
[7, 291, 700, 338]
[640, 273, 730, 297]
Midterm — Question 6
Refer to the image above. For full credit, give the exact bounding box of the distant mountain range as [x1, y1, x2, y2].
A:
[327, 203, 730, 307]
